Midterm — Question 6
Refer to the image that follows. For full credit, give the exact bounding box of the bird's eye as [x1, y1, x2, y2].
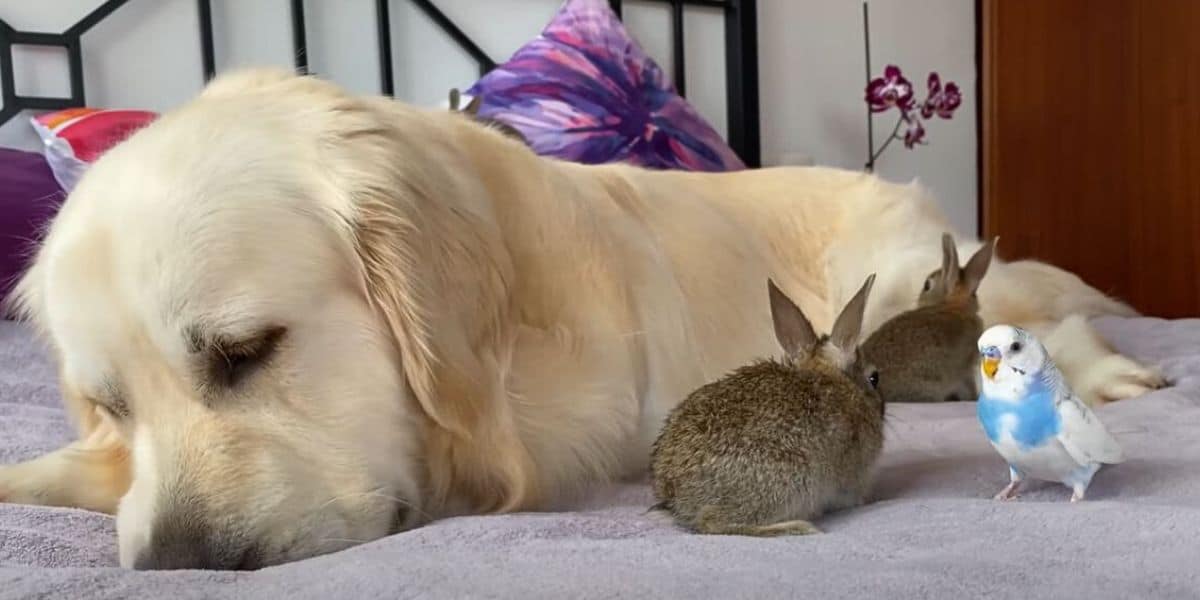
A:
[1010, 341, 1023, 352]
[867, 370, 880, 389]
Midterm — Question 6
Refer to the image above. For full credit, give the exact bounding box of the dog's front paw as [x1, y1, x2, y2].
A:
[0, 465, 24, 505]
[0, 463, 47, 507]
[0, 464, 14, 504]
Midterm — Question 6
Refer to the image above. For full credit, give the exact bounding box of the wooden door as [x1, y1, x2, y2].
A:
[981, 0, 1200, 318]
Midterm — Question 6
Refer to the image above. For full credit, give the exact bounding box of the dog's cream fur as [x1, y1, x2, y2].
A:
[0, 69, 1163, 568]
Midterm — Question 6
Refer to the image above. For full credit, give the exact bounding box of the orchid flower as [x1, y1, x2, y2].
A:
[865, 65, 915, 113]
[864, 65, 961, 170]
[921, 73, 961, 120]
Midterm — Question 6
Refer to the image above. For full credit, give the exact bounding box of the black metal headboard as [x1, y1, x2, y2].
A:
[0, 0, 760, 167]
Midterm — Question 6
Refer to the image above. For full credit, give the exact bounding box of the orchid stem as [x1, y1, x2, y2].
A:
[868, 116, 905, 167]
[863, 2, 873, 172]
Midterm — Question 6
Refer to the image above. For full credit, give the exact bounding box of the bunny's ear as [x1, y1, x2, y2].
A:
[961, 237, 998, 295]
[940, 233, 961, 289]
[829, 274, 875, 353]
[464, 95, 483, 116]
[448, 88, 462, 111]
[768, 279, 818, 357]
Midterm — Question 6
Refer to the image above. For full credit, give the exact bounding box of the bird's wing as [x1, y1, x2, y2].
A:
[1056, 387, 1125, 465]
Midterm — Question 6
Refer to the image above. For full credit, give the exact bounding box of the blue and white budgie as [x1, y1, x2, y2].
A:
[976, 325, 1124, 502]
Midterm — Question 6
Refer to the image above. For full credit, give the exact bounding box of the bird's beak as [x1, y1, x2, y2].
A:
[981, 346, 1001, 380]
[982, 358, 999, 379]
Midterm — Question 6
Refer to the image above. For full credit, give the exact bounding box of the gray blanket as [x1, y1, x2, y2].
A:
[2, 317, 1198, 599]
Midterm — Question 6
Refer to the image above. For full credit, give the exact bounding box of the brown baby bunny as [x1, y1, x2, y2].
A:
[649, 275, 884, 536]
[447, 88, 527, 143]
[861, 233, 997, 404]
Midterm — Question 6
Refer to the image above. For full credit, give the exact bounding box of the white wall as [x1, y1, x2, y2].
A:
[759, 0, 978, 234]
[0, 0, 976, 232]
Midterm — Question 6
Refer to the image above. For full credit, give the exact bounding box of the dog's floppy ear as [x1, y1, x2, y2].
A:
[328, 97, 536, 509]
[351, 192, 489, 443]
[351, 182, 535, 510]
[350, 199, 439, 425]
[294, 82, 482, 440]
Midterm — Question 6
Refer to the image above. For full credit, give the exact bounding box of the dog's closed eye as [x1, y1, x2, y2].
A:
[94, 377, 131, 421]
[206, 326, 288, 389]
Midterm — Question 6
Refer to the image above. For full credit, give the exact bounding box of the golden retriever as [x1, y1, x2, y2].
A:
[0, 69, 1163, 569]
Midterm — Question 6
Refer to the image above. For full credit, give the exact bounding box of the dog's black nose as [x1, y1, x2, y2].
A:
[133, 541, 259, 571]
[132, 525, 259, 571]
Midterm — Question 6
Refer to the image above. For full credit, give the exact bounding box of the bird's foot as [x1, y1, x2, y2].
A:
[1070, 488, 1086, 503]
[993, 482, 1021, 501]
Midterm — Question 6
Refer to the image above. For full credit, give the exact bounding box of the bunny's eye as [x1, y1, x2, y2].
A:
[867, 370, 880, 389]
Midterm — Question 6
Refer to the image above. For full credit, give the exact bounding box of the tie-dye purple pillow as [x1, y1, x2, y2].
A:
[466, 0, 745, 172]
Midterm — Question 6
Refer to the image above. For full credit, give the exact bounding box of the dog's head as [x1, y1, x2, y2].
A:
[10, 69, 522, 569]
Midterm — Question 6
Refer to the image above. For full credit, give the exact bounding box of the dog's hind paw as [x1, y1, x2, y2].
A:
[1086, 354, 1167, 405]
[1039, 314, 1166, 406]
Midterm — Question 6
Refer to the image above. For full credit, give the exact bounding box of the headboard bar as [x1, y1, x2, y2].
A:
[197, 0, 216, 81]
[671, 1, 686, 96]
[289, 0, 309, 74]
[0, 0, 759, 167]
[65, 0, 129, 38]
[0, 0, 128, 125]
[724, 0, 760, 167]
[375, 0, 395, 95]
[409, 0, 497, 77]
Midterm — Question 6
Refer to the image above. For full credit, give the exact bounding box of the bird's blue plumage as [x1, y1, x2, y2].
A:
[977, 373, 1060, 449]
[976, 325, 1124, 502]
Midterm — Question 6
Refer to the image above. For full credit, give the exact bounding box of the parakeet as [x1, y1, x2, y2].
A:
[976, 325, 1124, 502]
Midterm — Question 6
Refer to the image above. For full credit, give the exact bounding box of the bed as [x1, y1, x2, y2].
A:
[3, 2, 1200, 599]
[3, 317, 1200, 598]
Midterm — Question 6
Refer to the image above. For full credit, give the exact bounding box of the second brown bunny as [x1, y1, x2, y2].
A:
[861, 233, 997, 403]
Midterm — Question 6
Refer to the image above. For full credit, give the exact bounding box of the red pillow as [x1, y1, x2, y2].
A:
[31, 108, 157, 191]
